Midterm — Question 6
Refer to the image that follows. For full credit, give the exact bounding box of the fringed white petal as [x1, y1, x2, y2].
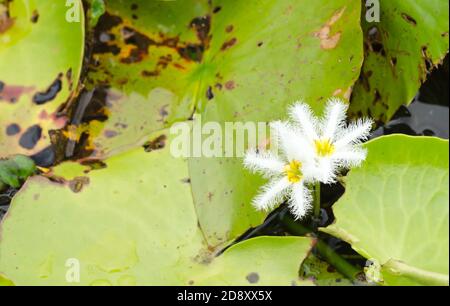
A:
[315, 158, 337, 184]
[333, 147, 367, 168]
[288, 182, 312, 220]
[334, 118, 373, 150]
[252, 177, 291, 211]
[270, 121, 314, 162]
[243, 149, 285, 177]
[289, 102, 319, 142]
[301, 159, 322, 183]
[322, 98, 348, 141]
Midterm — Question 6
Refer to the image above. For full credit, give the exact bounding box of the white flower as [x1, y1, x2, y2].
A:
[244, 121, 318, 220]
[290, 98, 373, 183]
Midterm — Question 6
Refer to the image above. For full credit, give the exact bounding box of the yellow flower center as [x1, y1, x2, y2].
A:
[284, 160, 303, 183]
[314, 138, 335, 157]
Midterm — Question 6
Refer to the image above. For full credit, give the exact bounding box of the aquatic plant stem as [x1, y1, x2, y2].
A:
[281, 213, 362, 282]
[313, 182, 321, 219]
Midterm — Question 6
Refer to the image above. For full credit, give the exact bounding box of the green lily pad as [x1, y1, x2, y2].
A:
[65, 0, 364, 246]
[189, 157, 267, 246]
[322, 135, 449, 286]
[349, 0, 449, 123]
[0, 0, 85, 157]
[0, 274, 14, 286]
[0, 131, 314, 285]
[73, 0, 363, 159]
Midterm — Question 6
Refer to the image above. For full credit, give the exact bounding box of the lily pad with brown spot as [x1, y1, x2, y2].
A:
[0, 0, 85, 157]
[0, 131, 314, 285]
[350, 0, 449, 123]
[73, 0, 363, 161]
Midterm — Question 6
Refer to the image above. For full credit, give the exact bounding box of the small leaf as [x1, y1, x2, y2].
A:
[0, 155, 36, 189]
[88, 0, 106, 28]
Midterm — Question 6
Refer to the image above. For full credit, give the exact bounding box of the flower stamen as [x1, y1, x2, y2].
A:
[284, 160, 303, 183]
[314, 138, 335, 157]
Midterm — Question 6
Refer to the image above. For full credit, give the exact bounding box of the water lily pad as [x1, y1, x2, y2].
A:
[189, 157, 267, 246]
[0, 132, 314, 285]
[349, 0, 449, 123]
[73, 0, 363, 159]
[187, 0, 363, 246]
[66, 0, 364, 246]
[0, 274, 14, 286]
[322, 135, 449, 286]
[0, 0, 85, 157]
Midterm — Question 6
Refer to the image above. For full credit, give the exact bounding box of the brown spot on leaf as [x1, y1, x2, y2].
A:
[365, 26, 386, 56]
[207, 192, 214, 202]
[66, 68, 73, 91]
[221, 37, 237, 51]
[181, 178, 191, 184]
[390, 56, 397, 67]
[401, 13, 417, 26]
[158, 104, 169, 123]
[19, 125, 42, 150]
[30, 146, 55, 168]
[68, 177, 90, 193]
[80, 159, 107, 172]
[206, 86, 214, 100]
[178, 44, 204, 62]
[0, 82, 34, 103]
[6, 123, 21, 136]
[333, 89, 342, 96]
[190, 15, 211, 43]
[31, 10, 39, 23]
[144, 135, 167, 152]
[371, 89, 388, 110]
[225, 25, 233, 33]
[0, 8, 14, 33]
[225, 81, 235, 90]
[141, 70, 158, 77]
[359, 70, 372, 92]
[33, 74, 63, 105]
[246, 272, 259, 284]
[343, 86, 353, 100]
[314, 7, 345, 49]
[421, 46, 434, 75]
[119, 26, 153, 64]
[172, 63, 186, 70]
[103, 130, 118, 138]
